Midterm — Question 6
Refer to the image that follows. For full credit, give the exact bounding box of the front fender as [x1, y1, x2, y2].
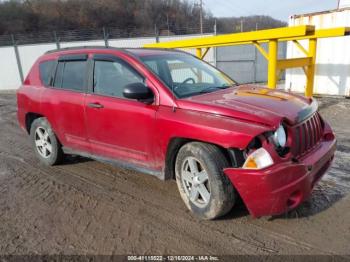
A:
[158, 107, 272, 150]
[155, 107, 274, 171]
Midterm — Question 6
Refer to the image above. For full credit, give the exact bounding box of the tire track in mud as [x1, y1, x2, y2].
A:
[0, 94, 349, 255]
[0, 151, 275, 254]
[0, 133, 332, 255]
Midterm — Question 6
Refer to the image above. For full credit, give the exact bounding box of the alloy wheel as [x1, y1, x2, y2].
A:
[181, 156, 211, 208]
[35, 127, 52, 159]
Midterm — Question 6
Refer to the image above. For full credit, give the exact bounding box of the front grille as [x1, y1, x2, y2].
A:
[290, 112, 323, 157]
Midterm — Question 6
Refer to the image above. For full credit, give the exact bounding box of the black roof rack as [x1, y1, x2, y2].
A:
[45, 45, 121, 54]
[45, 45, 188, 56]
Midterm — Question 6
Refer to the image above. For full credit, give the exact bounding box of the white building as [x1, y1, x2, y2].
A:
[286, 6, 350, 96]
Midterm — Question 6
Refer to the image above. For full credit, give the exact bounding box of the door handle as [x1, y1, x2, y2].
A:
[87, 102, 104, 109]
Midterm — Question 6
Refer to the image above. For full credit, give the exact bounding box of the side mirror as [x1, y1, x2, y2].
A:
[123, 82, 154, 103]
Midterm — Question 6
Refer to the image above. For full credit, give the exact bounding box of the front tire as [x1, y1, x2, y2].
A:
[175, 142, 236, 220]
[30, 117, 64, 166]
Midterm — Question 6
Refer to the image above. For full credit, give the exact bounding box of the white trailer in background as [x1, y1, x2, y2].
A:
[286, 7, 350, 96]
[339, 0, 350, 8]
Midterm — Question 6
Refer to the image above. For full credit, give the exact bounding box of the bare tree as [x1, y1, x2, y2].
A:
[0, 0, 287, 36]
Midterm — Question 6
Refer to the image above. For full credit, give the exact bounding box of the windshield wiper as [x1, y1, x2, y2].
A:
[199, 85, 232, 94]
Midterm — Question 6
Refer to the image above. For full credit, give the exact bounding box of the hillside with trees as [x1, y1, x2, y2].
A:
[0, 0, 287, 37]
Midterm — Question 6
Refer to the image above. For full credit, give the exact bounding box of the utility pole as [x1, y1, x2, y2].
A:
[200, 0, 203, 34]
[166, 14, 170, 36]
[214, 19, 217, 67]
[154, 24, 159, 43]
[214, 19, 217, 35]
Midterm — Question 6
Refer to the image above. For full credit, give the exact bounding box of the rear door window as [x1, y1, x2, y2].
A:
[53, 60, 88, 92]
[61, 61, 87, 91]
[53, 62, 64, 88]
[39, 60, 55, 86]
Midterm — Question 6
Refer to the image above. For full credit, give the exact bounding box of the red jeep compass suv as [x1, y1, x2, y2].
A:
[17, 47, 336, 219]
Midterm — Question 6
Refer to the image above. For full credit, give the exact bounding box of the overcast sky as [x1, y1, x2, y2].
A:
[205, 0, 338, 21]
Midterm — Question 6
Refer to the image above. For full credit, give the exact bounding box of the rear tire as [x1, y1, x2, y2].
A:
[30, 117, 64, 166]
[175, 142, 236, 220]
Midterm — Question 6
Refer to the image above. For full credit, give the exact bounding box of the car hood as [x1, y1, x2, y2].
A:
[177, 85, 317, 128]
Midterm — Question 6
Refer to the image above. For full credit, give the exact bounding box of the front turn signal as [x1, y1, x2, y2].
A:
[243, 148, 274, 169]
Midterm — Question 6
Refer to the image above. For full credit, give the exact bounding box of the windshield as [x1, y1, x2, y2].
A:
[139, 52, 236, 98]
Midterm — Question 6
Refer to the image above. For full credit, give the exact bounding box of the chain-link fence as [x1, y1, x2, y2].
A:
[0, 22, 217, 90]
[0, 22, 215, 47]
[0, 21, 283, 91]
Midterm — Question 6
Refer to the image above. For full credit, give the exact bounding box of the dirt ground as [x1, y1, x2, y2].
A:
[0, 92, 349, 255]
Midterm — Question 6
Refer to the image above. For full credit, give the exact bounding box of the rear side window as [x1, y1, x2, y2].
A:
[53, 60, 87, 92]
[39, 60, 55, 86]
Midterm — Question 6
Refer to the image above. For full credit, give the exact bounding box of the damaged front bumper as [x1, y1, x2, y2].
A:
[224, 135, 336, 218]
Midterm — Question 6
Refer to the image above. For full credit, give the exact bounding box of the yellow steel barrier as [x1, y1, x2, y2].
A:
[144, 25, 350, 97]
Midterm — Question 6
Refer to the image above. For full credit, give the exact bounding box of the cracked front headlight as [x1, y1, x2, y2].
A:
[273, 125, 287, 148]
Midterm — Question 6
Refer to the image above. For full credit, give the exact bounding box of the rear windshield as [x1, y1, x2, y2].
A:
[39, 60, 55, 86]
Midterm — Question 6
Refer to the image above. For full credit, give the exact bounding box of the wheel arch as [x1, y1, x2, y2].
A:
[164, 137, 245, 180]
[25, 112, 45, 134]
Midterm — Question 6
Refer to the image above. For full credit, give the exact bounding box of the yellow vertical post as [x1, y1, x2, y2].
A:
[196, 48, 203, 81]
[196, 48, 202, 58]
[305, 38, 317, 97]
[267, 39, 278, 89]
